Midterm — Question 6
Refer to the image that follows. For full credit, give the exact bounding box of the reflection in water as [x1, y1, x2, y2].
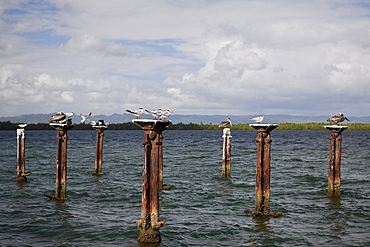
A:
[326, 197, 348, 233]
[245, 216, 274, 245]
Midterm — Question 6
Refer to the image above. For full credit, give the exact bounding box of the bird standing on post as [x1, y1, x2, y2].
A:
[49, 112, 66, 123]
[126, 108, 145, 118]
[327, 113, 350, 124]
[218, 118, 232, 128]
[161, 110, 175, 119]
[250, 116, 266, 123]
[146, 109, 163, 119]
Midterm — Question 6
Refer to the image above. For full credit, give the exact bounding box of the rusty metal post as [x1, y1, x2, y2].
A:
[44, 123, 74, 201]
[92, 125, 107, 176]
[133, 119, 171, 243]
[325, 125, 348, 197]
[16, 128, 31, 181]
[222, 128, 232, 177]
[245, 124, 282, 217]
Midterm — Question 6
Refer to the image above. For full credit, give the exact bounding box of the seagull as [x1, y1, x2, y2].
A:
[88, 120, 96, 126]
[49, 112, 66, 122]
[161, 110, 175, 119]
[218, 118, 232, 128]
[18, 124, 28, 128]
[250, 116, 266, 123]
[64, 112, 75, 117]
[146, 109, 163, 119]
[80, 112, 92, 123]
[126, 108, 146, 118]
[327, 113, 350, 124]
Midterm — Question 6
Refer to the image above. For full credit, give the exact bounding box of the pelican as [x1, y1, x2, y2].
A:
[250, 116, 266, 123]
[327, 113, 349, 124]
[218, 118, 232, 128]
[80, 112, 92, 123]
[126, 108, 146, 118]
[49, 112, 66, 122]
[161, 110, 175, 119]
[18, 124, 28, 128]
[146, 109, 163, 119]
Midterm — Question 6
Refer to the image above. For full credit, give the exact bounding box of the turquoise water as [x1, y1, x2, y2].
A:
[0, 130, 369, 246]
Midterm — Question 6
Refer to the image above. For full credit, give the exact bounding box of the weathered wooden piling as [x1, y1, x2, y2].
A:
[92, 123, 108, 176]
[245, 124, 282, 217]
[324, 125, 348, 197]
[222, 128, 232, 177]
[16, 127, 31, 181]
[44, 123, 74, 201]
[133, 119, 171, 243]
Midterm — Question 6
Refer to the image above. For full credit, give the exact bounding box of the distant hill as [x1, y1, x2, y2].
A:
[1, 113, 369, 124]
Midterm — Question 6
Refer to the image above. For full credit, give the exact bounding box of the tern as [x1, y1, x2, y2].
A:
[327, 113, 349, 124]
[80, 112, 92, 123]
[146, 109, 163, 119]
[126, 108, 146, 118]
[250, 116, 266, 123]
[161, 110, 175, 119]
[218, 118, 232, 128]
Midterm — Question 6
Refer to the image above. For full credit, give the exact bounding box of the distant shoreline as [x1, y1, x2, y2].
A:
[1, 121, 369, 131]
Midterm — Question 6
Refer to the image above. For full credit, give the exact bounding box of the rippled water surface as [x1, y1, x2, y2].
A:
[1, 130, 369, 246]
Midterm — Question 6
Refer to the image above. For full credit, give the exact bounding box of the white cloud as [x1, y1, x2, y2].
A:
[1, 0, 370, 117]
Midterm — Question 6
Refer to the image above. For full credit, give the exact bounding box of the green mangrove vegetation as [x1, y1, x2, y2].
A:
[1, 121, 370, 131]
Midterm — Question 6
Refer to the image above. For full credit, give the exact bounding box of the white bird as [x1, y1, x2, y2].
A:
[18, 124, 28, 128]
[126, 108, 146, 118]
[327, 113, 349, 124]
[250, 116, 266, 123]
[64, 112, 75, 117]
[80, 112, 92, 123]
[146, 109, 163, 119]
[161, 110, 175, 119]
[89, 120, 97, 126]
[218, 118, 232, 128]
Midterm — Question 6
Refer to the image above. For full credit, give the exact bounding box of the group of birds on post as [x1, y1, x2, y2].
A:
[48, 111, 106, 126]
[126, 108, 174, 120]
[218, 113, 349, 128]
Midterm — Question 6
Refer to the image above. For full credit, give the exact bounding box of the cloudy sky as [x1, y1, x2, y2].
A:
[1, 0, 370, 117]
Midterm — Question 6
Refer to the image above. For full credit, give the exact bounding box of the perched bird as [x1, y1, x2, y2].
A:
[80, 112, 92, 123]
[327, 113, 350, 124]
[218, 118, 232, 128]
[126, 108, 145, 118]
[161, 110, 175, 119]
[64, 112, 75, 117]
[60, 118, 72, 125]
[49, 112, 66, 123]
[18, 124, 28, 128]
[97, 120, 105, 126]
[146, 109, 163, 119]
[250, 116, 266, 123]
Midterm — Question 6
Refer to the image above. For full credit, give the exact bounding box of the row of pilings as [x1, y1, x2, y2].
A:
[15, 120, 348, 243]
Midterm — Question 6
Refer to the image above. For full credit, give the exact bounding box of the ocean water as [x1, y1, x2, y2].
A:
[0, 129, 369, 247]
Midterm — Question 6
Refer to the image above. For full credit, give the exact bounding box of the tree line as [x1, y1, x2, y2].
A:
[1, 120, 370, 131]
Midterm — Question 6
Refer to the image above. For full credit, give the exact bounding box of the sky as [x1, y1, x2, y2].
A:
[1, 0, 370, 117]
